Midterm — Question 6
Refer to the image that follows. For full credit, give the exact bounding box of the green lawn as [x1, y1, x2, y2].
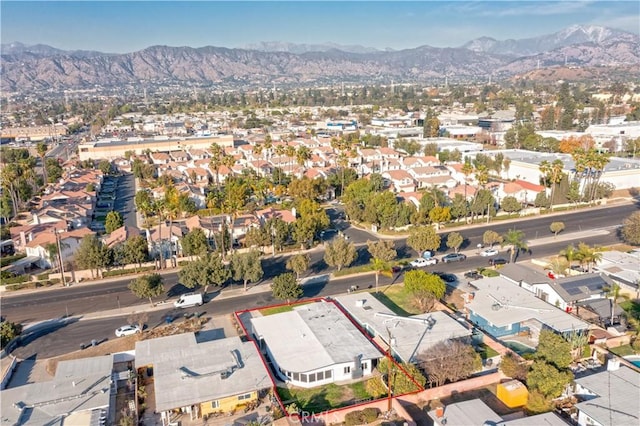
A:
[373, 285, 422, 316]
[333, 264, 373, 277]
[260, 301, 312, 316]
[476, 343, 499, 359]
[277, 382, 374, 413]
[609, 344, 635, 357]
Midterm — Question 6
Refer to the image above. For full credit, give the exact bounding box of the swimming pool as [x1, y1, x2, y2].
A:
[624, 355, 640, 368]
[502, 340, 536, 355]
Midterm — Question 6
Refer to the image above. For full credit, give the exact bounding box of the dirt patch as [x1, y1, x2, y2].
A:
[46, 317, 210, 376]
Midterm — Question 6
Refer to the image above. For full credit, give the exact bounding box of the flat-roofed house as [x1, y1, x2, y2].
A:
[135, 334, 272, 422]
[250, 300, 382, 388]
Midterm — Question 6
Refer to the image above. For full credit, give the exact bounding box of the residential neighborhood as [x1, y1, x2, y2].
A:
[2, 30, 640, 426]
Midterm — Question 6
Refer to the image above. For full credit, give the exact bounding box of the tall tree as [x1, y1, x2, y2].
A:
[179, 253, 230, 291]
[231, 250, 264, 291]
[105, 211, 124, 233]
[286, 253, 311, 281]
[36, 142, 48, 185]
[123, 235, 148, 272]
[407, 226, 441, 255]
[181, 228, 209, 259]
[501, 229, 528, 263]
[271, 272, 303, 304]
[445, 231, 464, 253]
[621, 212, 640, 245]
[404, 269, 445, 313]
[483, 230, 503, 247]
[324, 236, 357, 272]
[128, 273, 165, 306]
[75, 234, 112, 278]
[604, 283, 629, 326]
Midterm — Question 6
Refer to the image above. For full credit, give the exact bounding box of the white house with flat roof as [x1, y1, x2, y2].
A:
[335, 293, 472, 364]
[250, 300, 382, 388]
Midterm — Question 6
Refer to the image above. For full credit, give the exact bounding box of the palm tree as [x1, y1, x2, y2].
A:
[501, 229, 528, 263]
[36, 142, 48, 185]
[548, 159, 564, 210]
[285, 145, 296, 175]
[371, 257, 392, 294]
[576, 242, 602, 272]
[209, 143, 224, 188]
[604, 283, 629, 326]
[559, 244, 578, 270]
[252, 144, 263, 161]
[296, 146, 311, 171]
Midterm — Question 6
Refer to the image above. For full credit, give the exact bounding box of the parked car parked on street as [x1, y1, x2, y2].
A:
[410, 257, 438, 268]
[442, 253, 467, 263]
[115, 325, 141, 337]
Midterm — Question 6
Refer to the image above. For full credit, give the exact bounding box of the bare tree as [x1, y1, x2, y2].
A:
[418, 340, 481, 387]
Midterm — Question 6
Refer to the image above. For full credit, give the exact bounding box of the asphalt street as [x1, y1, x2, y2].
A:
[3, 202, 638, 358]
[2, 202, 636, 325]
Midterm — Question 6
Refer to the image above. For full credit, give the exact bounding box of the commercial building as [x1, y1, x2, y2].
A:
[77, 134, 234, 160]
[250, 300, 382, 388]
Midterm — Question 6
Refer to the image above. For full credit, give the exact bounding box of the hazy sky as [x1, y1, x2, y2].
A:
[2, 1, 638, 53]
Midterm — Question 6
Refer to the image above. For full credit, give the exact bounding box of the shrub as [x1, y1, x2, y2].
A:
[2, 274, 30, 285]
[481, 268, 500, 277]
[36, 273, 50, 280]
[344, 410, 366, 426]
[362, 407, 380, 423]
[0, 253, 26, 268]
[103, 266, 155, 277]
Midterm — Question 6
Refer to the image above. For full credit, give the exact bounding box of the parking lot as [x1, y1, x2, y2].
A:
[90, 173, 136, 232]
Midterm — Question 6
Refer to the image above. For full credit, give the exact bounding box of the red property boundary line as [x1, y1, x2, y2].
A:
[233, 295, 425, 421]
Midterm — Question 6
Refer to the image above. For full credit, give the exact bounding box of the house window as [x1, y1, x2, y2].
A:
[325, 370, 332, 378]
[344, 366, 351, 374]
[308, 373, 316, 382]
[316, 371, 324, 380]
[238, 393, 252, 401]
[293, 372, 299, 381]
[361, 362, 368, 371]
[301, 374, 307, 383]
[211, 401, 220, 409]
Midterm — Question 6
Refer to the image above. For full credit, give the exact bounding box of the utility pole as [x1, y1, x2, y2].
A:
[53, 230, 67, 287]
[386, 327, 394, 413]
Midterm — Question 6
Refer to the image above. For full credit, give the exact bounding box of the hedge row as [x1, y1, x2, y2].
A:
[0, 253, 26, 267]
[102, 266, 156, 278]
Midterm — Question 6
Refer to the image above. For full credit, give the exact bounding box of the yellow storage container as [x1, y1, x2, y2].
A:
[496, 379, 529, 408]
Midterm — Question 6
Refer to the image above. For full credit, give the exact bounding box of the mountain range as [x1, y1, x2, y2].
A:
[1, 25, 638, 93]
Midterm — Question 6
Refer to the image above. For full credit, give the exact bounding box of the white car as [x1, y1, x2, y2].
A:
[115, 325, 141, 337]
[410, 257, 437, 268]
[480, 248, 499, 257]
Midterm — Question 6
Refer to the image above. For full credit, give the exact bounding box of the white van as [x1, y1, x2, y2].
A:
[174, 293, 203, 308]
